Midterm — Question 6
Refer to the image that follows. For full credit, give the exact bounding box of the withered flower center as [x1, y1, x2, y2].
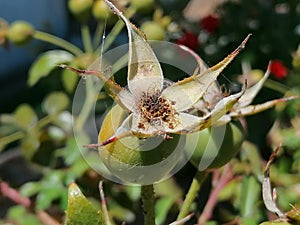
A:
[138, 90, 178, 129]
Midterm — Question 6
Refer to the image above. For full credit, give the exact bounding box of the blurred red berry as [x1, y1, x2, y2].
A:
[269, 60, 288, 79]
[175, 32, 199, 50]
[200, 14, 220, 33]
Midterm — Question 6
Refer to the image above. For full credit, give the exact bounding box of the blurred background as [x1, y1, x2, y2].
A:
[0, 0, 299, 224]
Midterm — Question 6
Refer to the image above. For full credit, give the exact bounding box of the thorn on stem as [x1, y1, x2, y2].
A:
[58, 64, 99, 76]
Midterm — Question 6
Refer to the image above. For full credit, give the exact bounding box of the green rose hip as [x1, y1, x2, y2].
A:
[7, 21, 34, 46]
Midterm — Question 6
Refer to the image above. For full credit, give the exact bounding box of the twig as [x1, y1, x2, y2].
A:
[0, 181, 60, 225]
[99, 181, 113, 225]
[169, 213, 194, 225]
[0, 181, 31, 207]
[197, 165, 234, 225]
[36, 211, 60, 225]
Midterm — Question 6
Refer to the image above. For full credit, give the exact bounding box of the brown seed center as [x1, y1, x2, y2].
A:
[138, 90, 178, 129]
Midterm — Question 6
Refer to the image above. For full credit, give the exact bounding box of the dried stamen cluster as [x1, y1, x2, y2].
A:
[138, 90, 178, 130]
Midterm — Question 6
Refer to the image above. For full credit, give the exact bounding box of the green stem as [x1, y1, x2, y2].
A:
[0, 131, 24, 150]
[177, 171, 208, 222]
[33, 31, 83, 56]
[75, 78, 98, 131]
[35, 115, 54, 130]
[81, 24, 93, 53]
[141, 184, 156, 225]
[93, 22, 105, 49]
[264, 79, 289, 94]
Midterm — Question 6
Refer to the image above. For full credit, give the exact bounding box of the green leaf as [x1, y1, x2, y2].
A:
[109, 199, 135, 223]
[28, 50, 74, 86]
[240, 176, 260, 220]
[20, 182, 42, 197]
[36, 186, 63, 210]
[218, 179, 241, 202]
[155, 197, 174, 225]
[125, 185, 141, 201]
[42, 92, 69, 115]
[65, 182, 105, 225]
[58, 137, 81, 165]
[260, 221, 292, 225]
[14, 104, 38, 129]
[241, 141, 263, 179]
[205, 222, 218, 225]
[61, 63, 79, 93]
[7, 205, 43, 225]
[34, 171, 66, 210]
[69, 157, 90, 178]
[155, 178, 183, 200]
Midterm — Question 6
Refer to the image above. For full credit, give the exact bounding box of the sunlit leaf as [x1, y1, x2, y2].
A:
[155, 197, 174, 225]
[42, 92, 69, 115]
[20, 182, 42, 197]
[125, 185, 141, 201]
[28, 50, 74, 86]
[65, 182, 105, 225]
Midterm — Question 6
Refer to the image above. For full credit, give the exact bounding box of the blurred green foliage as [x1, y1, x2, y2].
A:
[0, 0, 299, 224]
